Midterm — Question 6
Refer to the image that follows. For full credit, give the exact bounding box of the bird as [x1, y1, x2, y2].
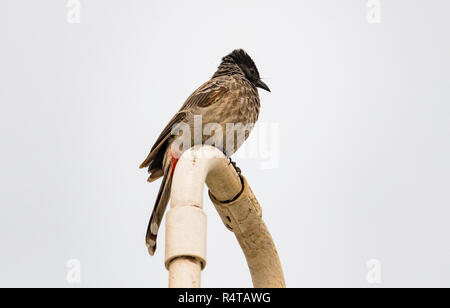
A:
[140, 49, 270, 256]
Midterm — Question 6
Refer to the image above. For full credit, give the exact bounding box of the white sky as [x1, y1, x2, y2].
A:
[0, 0, 449, 287]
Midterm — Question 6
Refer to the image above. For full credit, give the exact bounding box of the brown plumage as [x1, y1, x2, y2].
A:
[140, 49, 270, 255]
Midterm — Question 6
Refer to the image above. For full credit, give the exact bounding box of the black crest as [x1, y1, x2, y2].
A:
[228, 49, 257, 70]
[217, 49, 270, 92]
[224, 49, 260, 82]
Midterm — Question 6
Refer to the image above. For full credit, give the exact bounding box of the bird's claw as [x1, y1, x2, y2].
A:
[228, 157, 241, 176]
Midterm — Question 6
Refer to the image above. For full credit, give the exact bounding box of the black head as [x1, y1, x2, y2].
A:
[224, 49, 270, 92]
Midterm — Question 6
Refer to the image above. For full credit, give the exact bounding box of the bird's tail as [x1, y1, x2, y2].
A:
[146, 160, 174, 256]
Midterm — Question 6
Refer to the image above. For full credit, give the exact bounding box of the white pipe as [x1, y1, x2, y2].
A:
[165, 145, 225, 288]
[164, 145, 285, 288]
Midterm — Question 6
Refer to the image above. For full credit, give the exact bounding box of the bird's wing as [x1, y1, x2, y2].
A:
[180, 79, 229, 110]
[139, 78, 230, 171]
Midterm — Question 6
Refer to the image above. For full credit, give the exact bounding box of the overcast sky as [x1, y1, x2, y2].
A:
[1, 0, 449, 287]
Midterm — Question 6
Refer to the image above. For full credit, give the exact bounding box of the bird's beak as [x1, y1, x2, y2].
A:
[255, 80, 271, 92]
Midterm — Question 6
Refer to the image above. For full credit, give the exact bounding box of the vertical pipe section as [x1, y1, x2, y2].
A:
[168, 257, 202, 288]
[164, 145, 223, 288]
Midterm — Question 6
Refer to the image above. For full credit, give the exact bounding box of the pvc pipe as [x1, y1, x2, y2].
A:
[165, 145, 226, 288]
[165, 145, 285, 288]
[209, 177, 286, 288]
[168, 257, 202, 288]
[165, 206, 206, 288]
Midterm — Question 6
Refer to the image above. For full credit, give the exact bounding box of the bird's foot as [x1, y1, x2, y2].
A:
[228, 157, 241, 176]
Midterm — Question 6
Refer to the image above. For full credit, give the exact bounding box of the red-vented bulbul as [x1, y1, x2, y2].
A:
[140, 49, 270, 255]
